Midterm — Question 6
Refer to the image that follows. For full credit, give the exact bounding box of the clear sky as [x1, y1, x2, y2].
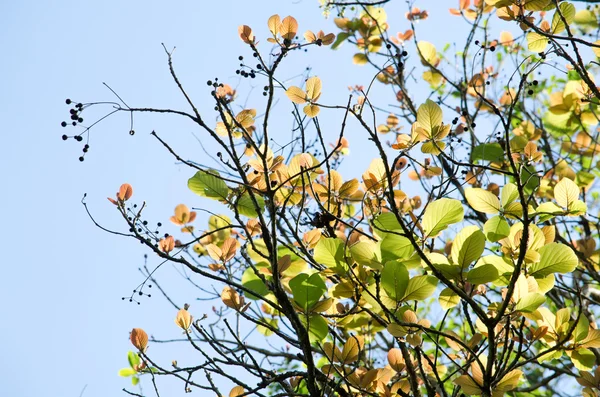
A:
[0, 1, 468, 396]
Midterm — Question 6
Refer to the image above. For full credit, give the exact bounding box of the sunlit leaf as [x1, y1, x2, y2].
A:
[130, 328, 148, 352]
[483, 216, 510, 242]
[439, 288, 460, 309]
[466, 263, 499, 285]
[465, 188, 500, 214]
[422, 198, 464, 238]
[402, 275, 437, 301]
[554, 177, 580, 209]
[451, 225, 486, 269]
[238, 25, 254, 44]
[417, 99, 443, 134]
[527, 32, 548, 52]
[286, 86, 307, 104]
[188, 171, 229, 201]
[289, 272, 326, 311]
[381, 261, 409, 301]
[529, 243, 578, 277]
[175, 308, 193, 331]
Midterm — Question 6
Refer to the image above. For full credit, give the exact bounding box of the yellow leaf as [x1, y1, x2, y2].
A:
[581, 329, 600, 348]
[499, 31, 514, 46]
[229, 386, 245, 397]
[353, 53, 368, 65]
[341, 335, 363, 363]
[527, 32, 548, 52]
[305, 76, 322, 101]
[267, 14, 281, 36]
[286, 86, 307, 104]
[454, 375, 482, 395]
[304, 104, 320, 118]
[417, 41, 439, 66]
[465, 188, 500, 213]
[417, 99, 443, 135]
[554, 177, 580, 209]
[304, 30, 316, 43]
[593, 40, 600, 58]
[495, 370, 522, 392]
[175, 308, 193, 331]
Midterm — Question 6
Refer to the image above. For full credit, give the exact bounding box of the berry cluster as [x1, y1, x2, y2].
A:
[61, 98, 89, 162]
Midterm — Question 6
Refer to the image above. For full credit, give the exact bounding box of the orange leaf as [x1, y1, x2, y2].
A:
[280, 16, 298, 40]
[130, 328, 148, 352]
[159, 236, 175, 253]
[238, 25, 254, 44]
[220, 238, 240, 262]
[303, 104, 320, 118]
[117, 183, 133, 201]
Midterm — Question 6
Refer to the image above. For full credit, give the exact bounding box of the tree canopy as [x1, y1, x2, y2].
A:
[62, 1, 600, 396]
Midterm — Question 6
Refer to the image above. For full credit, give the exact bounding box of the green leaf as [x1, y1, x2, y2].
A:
[422, 198, 464, 238]
[380, 234, 414, 262]
[476, 255, 514, 286]
[527, 32, 548, 52]
[235, 192, 265, 218]
[483, 216, 510, 242]
[372, 212, 401, 235]
[551, 2, 576, 34]
[472, 143, 504, 162]
[331, 32, 350, 50]
[131, 376, 139, 386]
[439, 288, 460, 309]
[350, 240, 381, 269]
[451, 226, 486, 269]
[529, 243, 578, 277]
[574, 10, 598, 28]
[381, 261, 409, 301]
[303, 314, 328, 343]
[417, 99, 443, 134]
[127, 351, 141, 368]
[466, 264, 499, 285]
[208, 214, 232, 242]
[524, 0, 553, 11]
[314, 238, 347, 273]
[465, 188, 500, 214]
[521, 165, 541, 194]
[402, 275, 438, 302]
[515, 293, 546, 313]
[188, 170, 229, 201]
[571, 348, 596, 371]
[257, 317, 278, 336]
[289, 273, 326, 311]
[535, 202, 564, 222]
[575, 315, 590, 342]
[501, 183, 519, 207]
[569, 200, 587, 215]
[241, 266, 270, 300]
[119, 368, 137, 377]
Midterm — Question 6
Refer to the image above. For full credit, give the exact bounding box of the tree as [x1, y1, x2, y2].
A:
[61, 1, 600, 396]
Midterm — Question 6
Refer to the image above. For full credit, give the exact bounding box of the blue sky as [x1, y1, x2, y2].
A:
[0, 1, 471, 396]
